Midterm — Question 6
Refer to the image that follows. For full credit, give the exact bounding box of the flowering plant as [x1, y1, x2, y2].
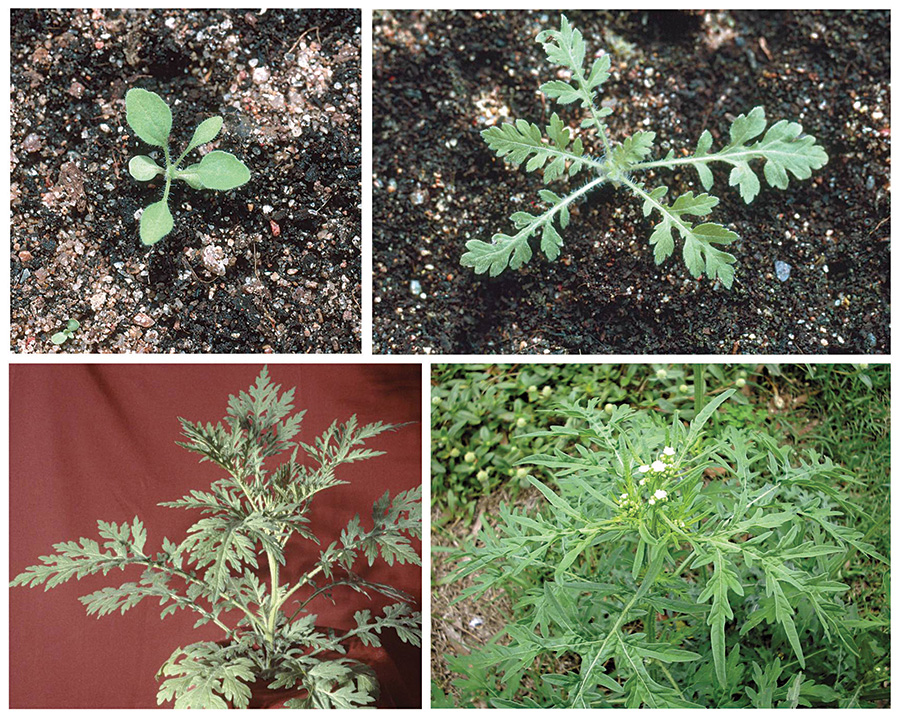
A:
[442, 392, 888, 707]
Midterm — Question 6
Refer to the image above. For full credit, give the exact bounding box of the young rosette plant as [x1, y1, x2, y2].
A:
[444, 392, 889, 707]
[50, 318, 80, 345]
[10, 368, 421, 709]
[461, 15, 828, 288]
[125, 88, 251, 246]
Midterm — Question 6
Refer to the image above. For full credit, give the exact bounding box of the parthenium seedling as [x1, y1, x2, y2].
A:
[11, 368, 421, 709]
[50, 318, 80, 345]
[461, 15, 828, 288]
[444, 393, 888, 708]
[126, 88, 251, 246]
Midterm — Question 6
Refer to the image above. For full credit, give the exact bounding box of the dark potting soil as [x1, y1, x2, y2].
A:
[11, 9, 361, 353]
[373, 10, 890, 355]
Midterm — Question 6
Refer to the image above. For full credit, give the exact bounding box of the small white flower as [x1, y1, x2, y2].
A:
[649, 498, 656, 505]
[651, 460, 666, 472]
[663, 446, 676, 456]
[639, 478, 646, 486]
[620, 493, 628, 500]
[638, 464, 651, 473]
[654, 489, 668, 501]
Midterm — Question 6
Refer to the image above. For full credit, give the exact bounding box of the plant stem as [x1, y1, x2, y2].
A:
[275, 564, 323, 613]
[265, 549, 280, 643]
[693, 364, 706, 416]
[162, 143, 173, 204]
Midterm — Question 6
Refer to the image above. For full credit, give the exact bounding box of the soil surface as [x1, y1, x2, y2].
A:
[373, 10, 890, 355]
[12, 9, 361, 353]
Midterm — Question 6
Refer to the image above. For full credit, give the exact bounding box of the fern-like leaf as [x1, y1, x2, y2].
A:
[690, 106, 828, 202]
[637, 185, 739, 287]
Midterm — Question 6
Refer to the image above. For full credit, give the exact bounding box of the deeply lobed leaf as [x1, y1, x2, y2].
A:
[692, 106, 828, 203]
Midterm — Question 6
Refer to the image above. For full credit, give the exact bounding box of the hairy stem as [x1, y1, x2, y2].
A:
[618, 175, 694, 240]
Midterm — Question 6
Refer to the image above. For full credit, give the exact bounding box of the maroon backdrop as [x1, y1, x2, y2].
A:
[9, 363, 422, 708]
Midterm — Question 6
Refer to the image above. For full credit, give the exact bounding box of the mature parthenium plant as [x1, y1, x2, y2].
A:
[11, 368, 421, 709]
[445, 392, 888, 708]
[461, 15, 829, 288]
[126, 88, 251, 246]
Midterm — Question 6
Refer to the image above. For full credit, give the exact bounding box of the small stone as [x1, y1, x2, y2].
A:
[23, 133, 43, 153]
[774, 260, 792, 282]
[133, 312, 155, 328]
[18, 250, 32, 262]
[90, 291, 106, 311]
[409, 279, 422, 295]
[201, 245, 227, 276]
[68, 80, 85, 98]
[252, 66, 271, 84]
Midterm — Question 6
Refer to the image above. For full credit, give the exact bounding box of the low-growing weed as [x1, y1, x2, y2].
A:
[126, 88, 250, 246]
[50, 318, 80, 345]
[431, 364, 754, 524]
[441, 390, 889, 707]
[461, 15, 828, 288]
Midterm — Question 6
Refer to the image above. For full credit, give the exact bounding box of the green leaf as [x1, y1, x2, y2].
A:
[157, 642, 255, 709]
[608, 131, 656, 169]
[540, 222, 564, 261]
[682, 222, 739, 288]
[685, 106, 829, 203]
[538, 15, 586, 78]
[185, 116, 224, 154]
[10, 518, 148, 590]
[187, 151, 251, 191]
[535, 15, 610, 109]
[482, 114, 591, 183]
[641, 187, 739, 287]
[765, 569, 805, 667]
[140, 199, 174, 246]
[128, 155, 164, 181]
[125, 88, 172, 148]
[462, 174, 605, 276]
[66, 319, 80, 332]
[540, 80, 583, 106]
[698, 549, 744, 688]
[50, 331, 68, 345]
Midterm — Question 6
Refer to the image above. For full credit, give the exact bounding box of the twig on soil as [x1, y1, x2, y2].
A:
[287, 26, 320, 56]
[181, 256, 216, 284]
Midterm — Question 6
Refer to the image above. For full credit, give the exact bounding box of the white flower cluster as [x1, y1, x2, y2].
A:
[628, 446, 679, 508]
[637, 446, 677, 475]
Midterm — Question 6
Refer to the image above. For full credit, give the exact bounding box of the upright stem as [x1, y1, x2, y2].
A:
[162, 142, 173, 203]
[693, 364, 706, 416]
[265, 550, 280, 643]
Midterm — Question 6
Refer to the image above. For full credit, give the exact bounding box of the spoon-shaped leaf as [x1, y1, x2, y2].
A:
[184, 116, 224, 155]
[128, 155, 164, 181]
[126, 89, 172, 148]
[140, 199, 174, 245]
[190, 150, 251, 191]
